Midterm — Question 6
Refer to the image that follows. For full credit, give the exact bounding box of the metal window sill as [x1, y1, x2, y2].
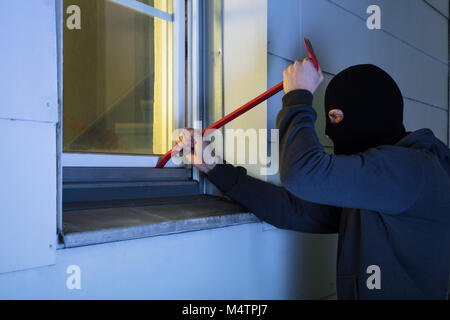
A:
[61, 195, 259, 248]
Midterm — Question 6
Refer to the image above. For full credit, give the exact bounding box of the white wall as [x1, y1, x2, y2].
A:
[0, 223, 337, 299]
[0, 0, 58, 274]
[223, 0, 268, 178]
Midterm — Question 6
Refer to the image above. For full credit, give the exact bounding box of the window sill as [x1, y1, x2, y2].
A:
[61, 195, 259, 248]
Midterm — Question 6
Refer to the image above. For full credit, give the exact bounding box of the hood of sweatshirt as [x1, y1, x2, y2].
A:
[397, 128, 450, 178]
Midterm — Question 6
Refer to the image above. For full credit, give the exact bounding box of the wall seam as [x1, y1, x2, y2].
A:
[326, 0, 448, 66]
[403, 97, 449, 112]
[268, 52, 336, 76]
[0, 117, 56, 125]
[423, 0, 449, 20]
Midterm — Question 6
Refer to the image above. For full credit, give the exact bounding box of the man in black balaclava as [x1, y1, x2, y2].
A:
[324, 64, 407, 155]
[177, 60, 450, 300]
[178, 64, 409, 160]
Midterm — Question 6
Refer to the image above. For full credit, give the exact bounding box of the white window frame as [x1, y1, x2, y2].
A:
[61, 0, 193, 168]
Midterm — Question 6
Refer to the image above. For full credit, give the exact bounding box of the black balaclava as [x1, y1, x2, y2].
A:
[324, 64, 407, 155]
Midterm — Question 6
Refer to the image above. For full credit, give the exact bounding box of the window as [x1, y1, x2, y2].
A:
[60, 0, 193, 235]
[57, 0, 251, 247]
[62, 0, 185, 166]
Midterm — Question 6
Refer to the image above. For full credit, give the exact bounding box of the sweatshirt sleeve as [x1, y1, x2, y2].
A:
[276, 89, 425, 215]
[207, 163, 340, 234]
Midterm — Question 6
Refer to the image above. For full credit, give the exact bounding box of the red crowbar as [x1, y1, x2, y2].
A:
[156, 38, 319, 168]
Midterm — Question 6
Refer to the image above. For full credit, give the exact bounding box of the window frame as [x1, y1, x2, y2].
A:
[55, 0, 257, 249]
[60, 0, 190, 167]
[56, 0, 207, 237]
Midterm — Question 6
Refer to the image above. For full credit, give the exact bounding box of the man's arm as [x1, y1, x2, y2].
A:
[207, 163, 340, 234]
[276, 89, 424, 214]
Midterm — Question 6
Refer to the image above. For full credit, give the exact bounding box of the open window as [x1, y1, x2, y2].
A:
[58, 0, 255, 247]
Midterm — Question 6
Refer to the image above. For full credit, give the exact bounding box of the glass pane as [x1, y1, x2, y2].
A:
[63, 0, 174, 155]
[136, 0, 173, 14]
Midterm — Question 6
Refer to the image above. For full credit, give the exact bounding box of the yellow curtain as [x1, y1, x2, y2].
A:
[153, 0, 173, 154]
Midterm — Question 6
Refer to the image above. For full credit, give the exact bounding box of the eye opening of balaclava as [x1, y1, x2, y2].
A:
[324, 64, 407, 155]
